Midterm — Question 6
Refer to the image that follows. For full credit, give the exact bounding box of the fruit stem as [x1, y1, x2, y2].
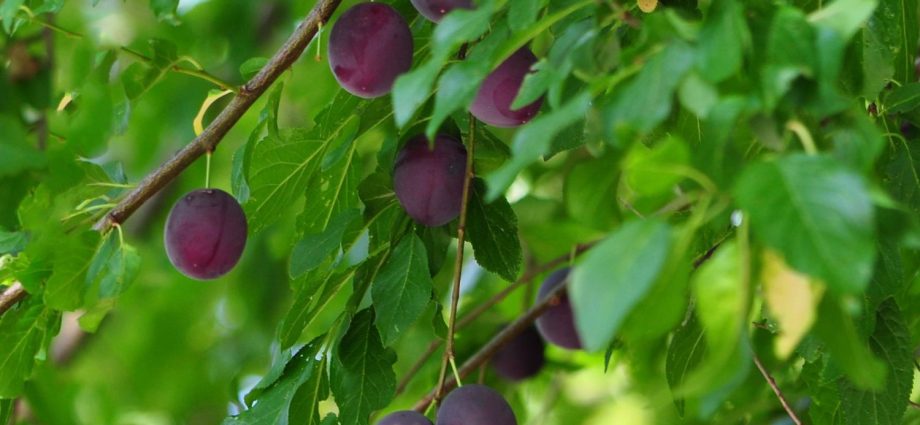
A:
[450, 357, 463, 387]
[434, 115, 478, 403]
[315, 22, 323, 61]
[205, 151, 212, 189]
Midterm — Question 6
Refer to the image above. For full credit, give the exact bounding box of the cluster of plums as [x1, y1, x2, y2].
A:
[376, 269, 582, 425]
[328, 0, 544, 127]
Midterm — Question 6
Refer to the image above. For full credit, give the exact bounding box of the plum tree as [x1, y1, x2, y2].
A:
[490, 324, 545, 381]
[328, 3, 413, 98]
[409, 0, 473, 22]
[436, 384, 517, 425]
[534, 268, 583, 349]
[164, 189, 248, 280]
[377, 410, 433, 425]
[393, 134, 468, 227]
[469, 48, 543, 128]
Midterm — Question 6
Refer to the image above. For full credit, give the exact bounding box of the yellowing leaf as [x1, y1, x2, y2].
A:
[762, 250, 823, 359]
[638, 0, 657, 13]
[193, 89, 232, 136]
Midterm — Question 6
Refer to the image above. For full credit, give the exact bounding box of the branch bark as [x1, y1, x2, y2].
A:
[753, 354, 803, 425]
[0, 283, 27, 316]
[92, 0, 343, 232]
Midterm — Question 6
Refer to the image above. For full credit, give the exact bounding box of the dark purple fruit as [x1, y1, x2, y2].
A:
[393, 134, 467, 227]
[328, 3, 413, 98]
[469, 48, 543, 128]
[436, 384, 517, 425]
[490, 325, 545, 381]
[409, 0, 474, 22]
[377, 410, 433, 425]
[535, 268, 583, 349]
[164, 189, 248, 280]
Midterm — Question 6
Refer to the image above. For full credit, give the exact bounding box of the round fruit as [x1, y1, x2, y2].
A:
[436, 384, 517, 425]
[393, 134, 468, 227]
[490, 324, 545, 381]
[164, 189, 248, 280]
[377, 410, 433, 425]
[469, 48, 543, 128]
[409, 0, 474, 22]
[328, 3, 413, 98]
[534, 268, 583, 349]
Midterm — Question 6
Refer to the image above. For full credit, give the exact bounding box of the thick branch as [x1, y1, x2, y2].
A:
[92, 0, 343, 232]
[0, 283, 27, 316]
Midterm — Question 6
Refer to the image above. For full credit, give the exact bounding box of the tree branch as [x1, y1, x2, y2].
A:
[395, 242, 595, 396]
[0, 283, 27, 316]
[753, 354, 803, 425]
[92, 0, 343, 232]
[414, 277, 571, 412]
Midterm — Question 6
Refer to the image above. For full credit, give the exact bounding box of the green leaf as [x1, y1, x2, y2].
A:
[762, 7, 816, 109]
[678, 73, 718, 118]
[486, 90, 591, 200]
[564, 152, 620, 230]
[507, 0, 546, 32]
[571, 219, 671, 352]
[0, 231, 27, 255]
[0, 299, 58, 398]
[665, 314, 706, 417]
[279, 270, 356, 349]
[224, 339, 324, 425]
[695, 0, 748, 83]
[884, 82, 920, 114]
[431, 6, 494, 61]
[289, 352, 330, 425]
[392, 62, 440, 128]
[604, 41, 694, 146]
[838, 299, 912, 424]
[734, 154, 875, 294]
[371, 233, 432, 345]
[240, 57, 269, 80]
[149, 0, 180, 24]
[467, 180, 522, 281]
[691, 241, 746, 357]
[622, 136, 690, 198]
[0, 0, 25, 34]
[331, 308, 397, 425]
[43, 231, 100, 311]
[290, 209, 361, 278]
[813, 296, 885, 389]
[882, 137, 920, 213]
[0, 398, 11, 425]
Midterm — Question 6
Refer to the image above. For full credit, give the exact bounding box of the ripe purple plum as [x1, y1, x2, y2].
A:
[535, 268, 583, 349]
[490, 325, 545, 381]
[436, 384, 517, 425]
[393, 134, 468, 227]
[377, 410, 433, 425]
[469, 48, 543, 128]
[164, 189, 248, 280]
[328, 3, 413, 98]
[409, 0, 474, 22]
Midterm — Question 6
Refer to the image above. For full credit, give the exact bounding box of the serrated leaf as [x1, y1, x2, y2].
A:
[371, 234, 432, 345]
[0, 299, 58, 398]
[290, 209, 361, 278]
[665, 314, 706, 417]
[486, 90, 591, 200]
[43, 231, 100, 311]
[571, 219, 671, 352]
[838, 299, 912, 424]
[279, 270, 356, 349]
[813, 296, 885, 389]
[224, 339, 324, 425]
[734, 154, 875, 294]
[882, 137, 920, 214]
[331, 309, 396, 425]
[467, 180, 522, 281]
[884, 83, 920, 114]
[695, 0, 748, 83]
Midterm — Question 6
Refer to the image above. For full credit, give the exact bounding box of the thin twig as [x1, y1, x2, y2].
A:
[753, 354, 803, 425]
[394, 242, 596, 395]
[414, 276, 572, 412]
[909, 401, 920, 410]
[91, 0, 342, 232]
[434, 116, 478, 403]
[0, 283, 27, 316]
